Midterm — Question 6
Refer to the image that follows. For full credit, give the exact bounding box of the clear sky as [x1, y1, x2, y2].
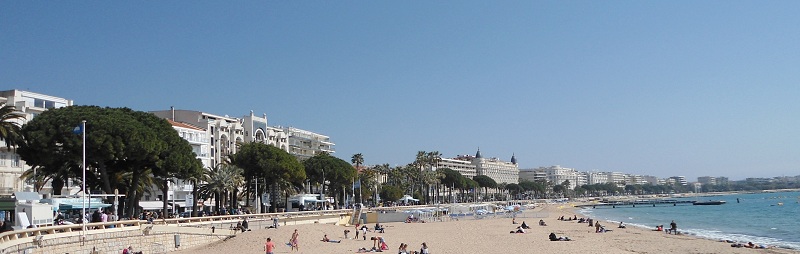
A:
[2, 1, 799, 181]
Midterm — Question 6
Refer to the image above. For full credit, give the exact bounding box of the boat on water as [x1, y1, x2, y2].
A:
[692, 200, 727, 205]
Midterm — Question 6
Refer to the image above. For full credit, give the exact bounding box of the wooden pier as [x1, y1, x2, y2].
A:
[575, 200, 695, 209]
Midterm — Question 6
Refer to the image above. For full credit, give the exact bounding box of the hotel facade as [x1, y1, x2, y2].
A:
[435, 149, 519, 185]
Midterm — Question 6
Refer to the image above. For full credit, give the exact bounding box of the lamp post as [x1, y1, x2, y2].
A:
[80, 120, 87, 241]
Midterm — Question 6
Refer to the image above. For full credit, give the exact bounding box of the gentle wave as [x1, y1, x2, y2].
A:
[576, 192, 800, 250]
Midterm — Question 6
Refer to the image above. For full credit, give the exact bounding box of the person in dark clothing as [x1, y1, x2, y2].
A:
[0, 220, 13, 233]
[91, 210, 102, 223]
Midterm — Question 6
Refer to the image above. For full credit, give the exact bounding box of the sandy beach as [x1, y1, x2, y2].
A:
[172, 204, 800, 254]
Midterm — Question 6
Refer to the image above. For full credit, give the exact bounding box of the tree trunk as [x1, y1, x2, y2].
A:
[269, 183, 277, 213]
[51, 176, 65, 195]
[161, 179, 169, 218]
[97, 163, 113, 195]
[125, 168, 142, 218]
[191, 179, 198, 217]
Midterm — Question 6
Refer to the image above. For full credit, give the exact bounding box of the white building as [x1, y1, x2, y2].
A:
[168, 119, 212, 168]
[533, 165, 580, 190]
[243, 111, 288, 151]
[282, 127, 335, 160]
[436, 157, 477, 179]
[668, 176, 688, 186]
[518, 168, 547, 182]
[151, 109, 245, 167]
[434, 150, 519, 184]
[697, 176, 716, 185]
[586, 171, 609, 185]
[472, 150, 519, 184]
[0, 90, 73, 195]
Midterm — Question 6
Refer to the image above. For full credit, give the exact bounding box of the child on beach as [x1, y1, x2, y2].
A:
[265, 238, 275, 254]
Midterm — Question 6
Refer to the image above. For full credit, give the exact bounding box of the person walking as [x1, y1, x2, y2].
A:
[290, 229, 300, 251]
[264, 237, 275, 254]
[669, 220, 677, 234]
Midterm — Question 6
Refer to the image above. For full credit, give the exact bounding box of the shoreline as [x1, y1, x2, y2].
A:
[565, 203, 800, 253]
[171, 202, 800, 254]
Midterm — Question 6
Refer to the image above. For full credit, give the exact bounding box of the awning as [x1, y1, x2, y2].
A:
[58, 203, 112, 210]
[139, 201, 171, 210]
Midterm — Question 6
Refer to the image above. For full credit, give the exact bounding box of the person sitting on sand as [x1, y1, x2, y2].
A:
[321, 234, 341, 243]
[520, 221, 530, 229]
[398, 243, 409, 254]
[655, 225, 663, 231]
[512, 217, 517, 224]
[618, 222, 626, 229]
[375, 223, 385, 233]
[420, 242, 429, 254]
[539, 219, 547, 226]
[745, 242, 755, 248]
[344, 229, 350, 239]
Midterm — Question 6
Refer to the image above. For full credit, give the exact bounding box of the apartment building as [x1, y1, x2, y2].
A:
[0, 90, 73, 195]
[282, 127, 335, 160]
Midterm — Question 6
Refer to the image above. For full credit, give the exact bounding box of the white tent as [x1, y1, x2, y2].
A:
[398, 195, 419, 203]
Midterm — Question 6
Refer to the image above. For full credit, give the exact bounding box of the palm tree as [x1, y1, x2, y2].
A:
[351, 153, 364, 202]
[114, 168, 156, 218]
[0, 104, 24, 149]
[351, 153, 364, 169]
[198, 163, 244, 214]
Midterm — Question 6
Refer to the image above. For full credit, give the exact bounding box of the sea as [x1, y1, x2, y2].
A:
[577, 191, 800, 250]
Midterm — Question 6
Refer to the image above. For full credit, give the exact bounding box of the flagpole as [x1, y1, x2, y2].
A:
[81, 120, 87, 240]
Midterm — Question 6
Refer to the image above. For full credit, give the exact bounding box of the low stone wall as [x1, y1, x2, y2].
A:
[0, 225, 231, 254]
[0, 210, 352, 254]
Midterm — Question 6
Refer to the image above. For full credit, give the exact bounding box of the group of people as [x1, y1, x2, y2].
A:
[396, 242, 429, 254]
[120, 246, 143, 254]
[655, 221, 677, 234]
[235, 218, 250, 232]
[558, 215, 578, 221]
[261, 228, 299, 254]
[511, 220, 531, 234]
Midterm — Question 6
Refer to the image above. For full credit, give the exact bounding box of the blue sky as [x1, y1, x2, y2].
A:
[2, 1, 799, 181]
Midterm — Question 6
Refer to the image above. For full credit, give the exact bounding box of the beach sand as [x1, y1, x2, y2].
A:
[172, 204, 799, 254]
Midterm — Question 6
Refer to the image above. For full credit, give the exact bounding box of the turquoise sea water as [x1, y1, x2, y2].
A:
[578, 191, 800, 250]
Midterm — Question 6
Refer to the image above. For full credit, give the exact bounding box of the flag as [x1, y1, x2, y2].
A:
[353, 179, 361, 189]
[72, 124, 83, 135]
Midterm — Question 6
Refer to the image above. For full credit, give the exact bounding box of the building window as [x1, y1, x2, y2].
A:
[33, 99, 56, 109]
[11, 155, 20, 167]
[0, 153, 6, 166]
